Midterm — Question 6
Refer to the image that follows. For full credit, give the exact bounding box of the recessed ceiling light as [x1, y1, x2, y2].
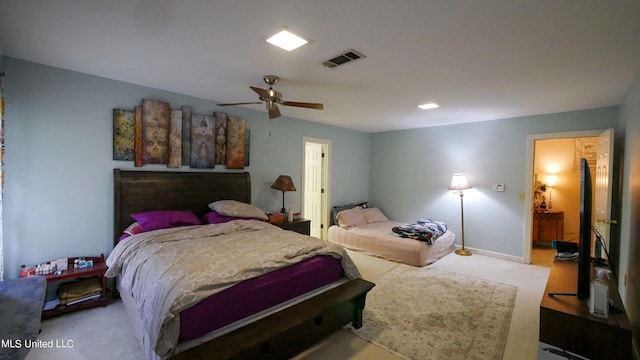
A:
[266, 30, 308, 51]
[417, 103, 440, 110]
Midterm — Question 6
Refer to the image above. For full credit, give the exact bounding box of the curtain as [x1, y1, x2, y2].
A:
[0, 71, 4, 280]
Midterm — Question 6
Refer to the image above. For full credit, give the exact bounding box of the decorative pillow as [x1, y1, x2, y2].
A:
[361, 207, 389, 223]
[119, 222, 143, 241]
[201, 211, 239, 224]
[124, 222, 142, 236]
[336, 207, 367, 228]
[131, 210, 201, 232]
[332, 203, 355, 224]
[208, 200, 268, 221]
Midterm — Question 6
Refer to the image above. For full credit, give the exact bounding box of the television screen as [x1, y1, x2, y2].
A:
[578, 158, 592, 300]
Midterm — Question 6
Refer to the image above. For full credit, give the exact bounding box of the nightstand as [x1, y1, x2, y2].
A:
[272, 218, 311, 235]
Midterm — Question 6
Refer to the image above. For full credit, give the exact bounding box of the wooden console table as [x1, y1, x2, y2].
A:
[539, 259, 632, 359]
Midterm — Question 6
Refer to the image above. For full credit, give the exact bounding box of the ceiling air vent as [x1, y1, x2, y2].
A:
[322, 49, 366, 68]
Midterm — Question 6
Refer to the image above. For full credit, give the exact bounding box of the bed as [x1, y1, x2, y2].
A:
[327, 205, 455, 267]
[110, 169, 374, 360]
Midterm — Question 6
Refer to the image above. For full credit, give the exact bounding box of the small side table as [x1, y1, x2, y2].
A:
[41, 254, 108, 319]
[272, 218, 311, 235]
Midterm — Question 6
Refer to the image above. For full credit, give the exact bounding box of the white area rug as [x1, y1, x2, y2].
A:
[352, 264, 517, 360]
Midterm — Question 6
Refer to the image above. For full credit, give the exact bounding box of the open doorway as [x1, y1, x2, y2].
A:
[302, 137, 331, 240]
[531, 138, 591, 266]
[524, 130, 605, 265]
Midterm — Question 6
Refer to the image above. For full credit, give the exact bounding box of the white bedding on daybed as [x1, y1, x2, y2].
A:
[328, 221, 455, 267]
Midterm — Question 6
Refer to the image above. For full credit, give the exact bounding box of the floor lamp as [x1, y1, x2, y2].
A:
[449, 173, 472, 256]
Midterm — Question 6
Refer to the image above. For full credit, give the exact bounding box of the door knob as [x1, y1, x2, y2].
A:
[596, 218, 618, 225]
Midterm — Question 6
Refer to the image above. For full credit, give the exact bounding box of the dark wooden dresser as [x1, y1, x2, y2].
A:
[533, 210, 564, 246]
[539, 259, 632, 359]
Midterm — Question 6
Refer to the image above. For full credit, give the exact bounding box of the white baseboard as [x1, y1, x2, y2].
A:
[454, 245, 525, 263]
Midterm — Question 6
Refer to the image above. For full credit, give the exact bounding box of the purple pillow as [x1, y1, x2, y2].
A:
[131, 210, 200, 232]
[201, 211, 237, 225]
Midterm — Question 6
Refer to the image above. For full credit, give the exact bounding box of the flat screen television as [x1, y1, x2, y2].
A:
[577, 157, 592, 300]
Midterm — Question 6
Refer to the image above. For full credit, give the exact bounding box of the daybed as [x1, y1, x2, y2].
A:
[109, 169, 374, 360]
[328, 205, 455, 267]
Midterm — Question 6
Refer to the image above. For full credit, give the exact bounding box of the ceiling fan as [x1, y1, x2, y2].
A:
[218, 75, 323, 119]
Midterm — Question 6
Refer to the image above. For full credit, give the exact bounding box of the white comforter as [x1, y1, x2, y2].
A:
[106, 220, 360, 358]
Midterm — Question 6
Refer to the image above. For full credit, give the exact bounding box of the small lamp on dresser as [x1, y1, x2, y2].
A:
[546, 175, 557, 209]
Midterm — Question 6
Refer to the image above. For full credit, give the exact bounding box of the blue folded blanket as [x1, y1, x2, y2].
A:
[391, 219, 447, 245]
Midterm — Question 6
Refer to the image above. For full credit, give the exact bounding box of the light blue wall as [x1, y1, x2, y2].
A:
[370, 108, 618, 257]
[0, 55, 631, 281]
[1, 57, 369, 279]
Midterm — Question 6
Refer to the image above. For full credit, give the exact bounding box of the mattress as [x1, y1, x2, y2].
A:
[118, 254, 345, 359]
[328, 220, 455, 266]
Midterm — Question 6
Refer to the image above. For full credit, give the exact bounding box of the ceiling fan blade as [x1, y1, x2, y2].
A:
[282, 101, 324, 110]
[218, 101, 263, 106]
[250, 86, 270, 99]
[268, 105, 281, 119]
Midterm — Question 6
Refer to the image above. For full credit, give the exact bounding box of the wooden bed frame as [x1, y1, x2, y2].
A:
[113, 169, 374, 360]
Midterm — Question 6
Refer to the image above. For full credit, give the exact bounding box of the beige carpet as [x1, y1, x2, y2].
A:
[26, 251, 551, 360]
[351, 265, 517, 360]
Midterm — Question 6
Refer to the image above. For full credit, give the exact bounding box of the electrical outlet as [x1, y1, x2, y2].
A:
[493, 184, 505, 192]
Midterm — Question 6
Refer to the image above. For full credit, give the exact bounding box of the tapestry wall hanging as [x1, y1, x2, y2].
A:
[113, 99, 249, 169]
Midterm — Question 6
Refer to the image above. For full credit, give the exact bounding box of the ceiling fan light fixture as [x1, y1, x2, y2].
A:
[417, 103, 440, 110]
[267, 30, 308, 51]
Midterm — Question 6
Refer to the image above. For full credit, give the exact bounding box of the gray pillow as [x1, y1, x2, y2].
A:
[208, 200, 269, 221]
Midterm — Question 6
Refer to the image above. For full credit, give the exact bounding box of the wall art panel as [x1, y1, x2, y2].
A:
[134, 106, 143, 167]
[168, 109, 183, 168]
[190, 113, 216, 169]
[113, 109, 135, 161]
[141, 99, 170, 164]
[181, 106, 192, 166]
[226, 117, 245, 169]
[214, 111, 228, 164]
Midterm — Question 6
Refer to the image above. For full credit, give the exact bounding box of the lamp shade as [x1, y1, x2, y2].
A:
[546, 175, 557, 187]
[271, 175, 296, 192]
[448, 173, 472, 190]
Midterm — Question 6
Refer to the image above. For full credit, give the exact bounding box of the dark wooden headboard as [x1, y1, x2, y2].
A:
[113, 169, 251, 246]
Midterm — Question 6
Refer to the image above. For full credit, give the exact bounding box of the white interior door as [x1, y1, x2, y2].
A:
[303, 139, 330, 239]
[594, 128, 615, 258]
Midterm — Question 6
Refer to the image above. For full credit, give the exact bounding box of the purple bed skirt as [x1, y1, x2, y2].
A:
[178, 255, 344, 342]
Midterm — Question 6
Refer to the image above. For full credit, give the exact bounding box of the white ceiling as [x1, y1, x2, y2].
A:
[2, 1, 640, 133]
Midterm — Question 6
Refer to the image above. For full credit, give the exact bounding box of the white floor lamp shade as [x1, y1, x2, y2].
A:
[449, 173, 472, 256]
